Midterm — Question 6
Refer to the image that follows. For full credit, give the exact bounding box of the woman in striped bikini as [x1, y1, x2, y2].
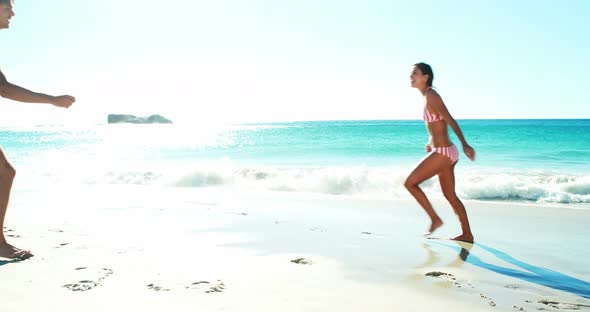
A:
[405, 62, 475, 243]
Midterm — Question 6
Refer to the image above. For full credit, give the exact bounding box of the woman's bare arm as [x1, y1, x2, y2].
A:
[426, 91, 475, 160]
[0, 69, 75, 108]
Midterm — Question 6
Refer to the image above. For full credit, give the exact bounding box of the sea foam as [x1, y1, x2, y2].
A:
[39, 165, 589, 204]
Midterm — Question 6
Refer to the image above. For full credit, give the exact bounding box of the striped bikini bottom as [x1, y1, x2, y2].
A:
[430, 144, 459, 164]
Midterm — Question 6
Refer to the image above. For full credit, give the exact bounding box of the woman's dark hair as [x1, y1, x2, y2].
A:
[414, 62, 434, 87]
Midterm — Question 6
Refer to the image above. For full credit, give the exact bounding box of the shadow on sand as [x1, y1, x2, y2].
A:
[426, 240, 590, 299]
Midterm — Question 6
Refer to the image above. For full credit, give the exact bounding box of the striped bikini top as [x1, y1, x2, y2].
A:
[423, 106, 442, 122]
[423, 87, 442, 123]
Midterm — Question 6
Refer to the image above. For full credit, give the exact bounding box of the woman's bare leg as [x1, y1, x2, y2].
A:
[404, 153, 452, 236]
[0, 148, 32, 259]
[438, 162, 474, 243]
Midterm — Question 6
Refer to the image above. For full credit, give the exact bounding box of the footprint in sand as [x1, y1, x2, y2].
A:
[512, 305, 525, 310]
[146, 283, 171, 292]
[3, 228, 20, 238]
[425, 271, 474, 288]
[291, 258, 313, 265]
[146, 280, 226, 293]
[538, 300, 590, 310]
[185, 280, 226, 293]
[426, 271, 494, 306]
[62, 267, 113, 291]
[479, 294, 497, 307]
[425, 271, 454, 278]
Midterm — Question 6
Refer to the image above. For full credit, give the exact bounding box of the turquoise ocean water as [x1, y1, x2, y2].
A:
[1, 119, 589, 205]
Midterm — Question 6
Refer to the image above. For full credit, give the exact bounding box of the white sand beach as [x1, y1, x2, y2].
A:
[1, 186, 589, 311]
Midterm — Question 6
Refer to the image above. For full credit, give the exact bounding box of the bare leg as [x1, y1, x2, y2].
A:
[404, 153, 452, 237]
[0, 148, 32, 259]
[438, 162, 474, 243]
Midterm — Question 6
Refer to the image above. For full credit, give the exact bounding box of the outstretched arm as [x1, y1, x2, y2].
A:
[0, 69, 75, 108]
[426, 92, 475, 160]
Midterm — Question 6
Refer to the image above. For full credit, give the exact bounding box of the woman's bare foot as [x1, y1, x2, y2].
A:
[423, 218, 443, 236]
[452, 233, 474, 243]
[0, 242, 33, 260]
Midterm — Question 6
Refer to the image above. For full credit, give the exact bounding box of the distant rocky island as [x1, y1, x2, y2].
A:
[107, 114, 173, 124]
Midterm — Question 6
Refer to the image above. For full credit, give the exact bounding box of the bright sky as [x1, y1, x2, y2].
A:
[1, 0, 589, 125]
